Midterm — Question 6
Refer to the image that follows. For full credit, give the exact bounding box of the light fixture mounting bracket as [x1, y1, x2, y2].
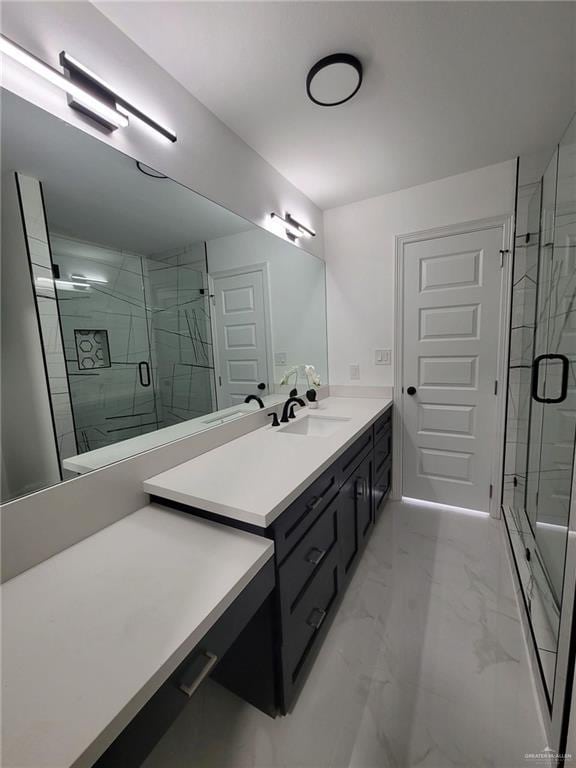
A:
[60, 52, 120, 131]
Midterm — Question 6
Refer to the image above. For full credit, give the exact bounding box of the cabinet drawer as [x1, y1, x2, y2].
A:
[373, 408, 392, 445]
[282, 548, 339, 692]
[272, 468, 338, 564]
[278, 497, 339, 619]
[374, 460, 392, 516]
[337, 427, 373, 483]
[374, 425, 392, 476]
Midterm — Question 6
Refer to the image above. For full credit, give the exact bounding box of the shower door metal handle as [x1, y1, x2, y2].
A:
[531, 354, 569, 404]
[138, 361, 151, 388]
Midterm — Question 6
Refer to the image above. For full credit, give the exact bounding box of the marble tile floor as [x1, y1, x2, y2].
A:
[144, 500, 548, 768]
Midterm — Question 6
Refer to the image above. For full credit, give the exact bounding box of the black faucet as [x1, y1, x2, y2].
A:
[280, 396, 305, 423]
[245, 394, 265, 409]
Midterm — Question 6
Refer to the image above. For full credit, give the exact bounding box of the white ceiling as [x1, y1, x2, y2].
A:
[96, 1, 575, 210]
[2, 90, 253, 255]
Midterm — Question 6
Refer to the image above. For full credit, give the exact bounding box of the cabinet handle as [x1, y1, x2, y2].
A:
[178, 651, 218, 697]
[306, 495, 324, 512]
[355, 478, 366, 498]
[305, 547, 326, 566]
[307, 607, 327, 630]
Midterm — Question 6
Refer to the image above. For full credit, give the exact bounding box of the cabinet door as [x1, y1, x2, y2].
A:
[339, 454, 373, 577]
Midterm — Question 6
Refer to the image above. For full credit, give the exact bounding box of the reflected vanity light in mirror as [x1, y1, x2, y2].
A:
[35, 276, 90, 291]
[70, 274, 109, 284]
[0, 34, 128, 129]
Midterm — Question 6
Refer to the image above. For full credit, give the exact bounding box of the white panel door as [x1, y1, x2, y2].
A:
[402, 227, 503, 511]
[212, 269, 270, 409]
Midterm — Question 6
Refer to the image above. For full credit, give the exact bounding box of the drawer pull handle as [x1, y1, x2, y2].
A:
[306, 495, 324, 512]
[355, 479, 366, 498]
[305, 547, 326, 566]
[179, 651, 218, 697]
[307, 607, 327, 630]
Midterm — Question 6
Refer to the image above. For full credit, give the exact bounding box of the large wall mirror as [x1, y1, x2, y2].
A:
[1, 89, 328, 503]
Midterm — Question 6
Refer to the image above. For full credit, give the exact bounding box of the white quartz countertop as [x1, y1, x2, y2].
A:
[144, 397, 392, 528]
[1, 504, 274, 768]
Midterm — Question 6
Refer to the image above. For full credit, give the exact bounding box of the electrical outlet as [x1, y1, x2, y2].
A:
[375, 349, 391, 366]
[349, 363, 360, 380]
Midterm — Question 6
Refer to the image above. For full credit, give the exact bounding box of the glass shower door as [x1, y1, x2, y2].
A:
[503, 113, 576, 709]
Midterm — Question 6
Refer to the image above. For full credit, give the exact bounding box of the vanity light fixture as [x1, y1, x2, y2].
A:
[306, 53, 363, 107]
[0, 35, 177, 142]
[270, 212, 316, 243]
[60, 52, 177, 143]
[0, 35, 128, 130]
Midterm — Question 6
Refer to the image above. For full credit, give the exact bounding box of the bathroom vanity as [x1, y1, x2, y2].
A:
[145, 396, 393, 714]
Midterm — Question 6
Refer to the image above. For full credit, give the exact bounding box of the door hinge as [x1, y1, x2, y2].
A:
[499, 249, 509, 268]
[494, 380, 498, 395]
[489, 484, 493, 499]
[218, 375, 222, 386]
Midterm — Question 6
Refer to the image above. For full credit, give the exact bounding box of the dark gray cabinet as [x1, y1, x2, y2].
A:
[149, 405, 393, 716]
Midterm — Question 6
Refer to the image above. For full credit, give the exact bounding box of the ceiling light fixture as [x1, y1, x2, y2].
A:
[0, 35, 128, 129]
[306, 53, 363, 107]
[270, 212, 316, 243]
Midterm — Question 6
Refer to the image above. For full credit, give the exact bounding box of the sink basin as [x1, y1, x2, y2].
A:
[277, 415, 351, 437]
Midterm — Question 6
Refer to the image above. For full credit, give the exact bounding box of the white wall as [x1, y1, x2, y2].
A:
[324, 160, 517, 387]
[0, 1, 323, 258]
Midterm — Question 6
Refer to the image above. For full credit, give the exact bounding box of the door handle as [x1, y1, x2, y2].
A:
[138, 361, 151, 387]
[257, 382, 266, 390]
[531, 354, 569, 404]
[406, 386, 417, 396]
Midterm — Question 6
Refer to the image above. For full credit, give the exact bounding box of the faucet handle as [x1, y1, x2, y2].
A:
[268, 412, 280, 427]
[289, 388, 298, 398]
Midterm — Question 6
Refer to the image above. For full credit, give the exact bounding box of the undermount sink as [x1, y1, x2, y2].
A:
[277, 415, 351, 437]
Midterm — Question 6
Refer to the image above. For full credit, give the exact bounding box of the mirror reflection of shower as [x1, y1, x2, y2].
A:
[51, 234, 214, 457]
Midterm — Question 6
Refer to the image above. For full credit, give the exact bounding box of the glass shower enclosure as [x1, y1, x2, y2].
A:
[503, 113, 576, 740]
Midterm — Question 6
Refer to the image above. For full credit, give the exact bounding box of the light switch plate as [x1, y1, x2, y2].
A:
[274, 352, 287, 366]
[349, 363, 360, 380]
[375, 349, 391, 366]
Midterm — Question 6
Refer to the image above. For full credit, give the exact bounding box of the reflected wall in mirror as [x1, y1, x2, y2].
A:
[1, 90, 328, 502]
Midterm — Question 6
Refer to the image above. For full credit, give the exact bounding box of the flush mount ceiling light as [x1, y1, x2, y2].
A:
[270, 212, 316, 243]
[0, 35, 177, 142]
[306, 53, 363, 107]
